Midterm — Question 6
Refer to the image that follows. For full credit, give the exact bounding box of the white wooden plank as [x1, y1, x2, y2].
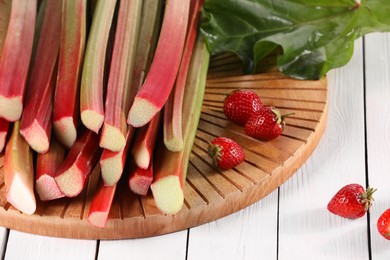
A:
[187, 190, 278, 260]
[98, 230, 187, 260]
[4, 231, 97, 260]
[364, 32, 390, 259]
[0, 227, 7, 257]
[278, 39, 370, 260]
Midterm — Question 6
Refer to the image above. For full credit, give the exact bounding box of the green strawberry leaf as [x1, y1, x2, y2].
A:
[200, 0, 390, 80]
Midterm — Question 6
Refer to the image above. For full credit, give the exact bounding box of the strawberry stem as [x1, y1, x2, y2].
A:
[361, 186, 377, 211]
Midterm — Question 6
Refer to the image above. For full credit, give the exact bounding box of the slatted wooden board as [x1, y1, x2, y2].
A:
[0, 55, 328, 239]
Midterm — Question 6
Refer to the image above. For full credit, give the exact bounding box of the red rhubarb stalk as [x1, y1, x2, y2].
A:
[132, 113, 161, 169]
[87, 177, 116, 228]
[100, 127, 134, 186]
[164, 0, 202, 152]
[129, 158, 153, 196]
[80, 0, 117, 133]
[20, 0, 62, 153]
[127, 0, 190, 127]
[99, 0, 163, 186]
[151, 37, 210, 214]
[4, 121, 36, 215]
[0, 119, 9, 153]
[35, 139, 66, 201]
[0, 0, 36, 122]
[55, 130, 102, 197]
[100, 0, 143, 152]
[53, 0, 87, 148]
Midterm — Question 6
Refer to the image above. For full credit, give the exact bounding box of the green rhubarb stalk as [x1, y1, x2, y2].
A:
[53, 0, 87, 148]
[164, 0, 202, 152]
[0, 0, 11, 54]
[4, 121, 36, 215]
[151, 36, 210, 214]
[127, 0, 190, 128]
[0, 0, 36, 122]
[80, 0, 117, 133]
[100, 0, 143, 152]
[20, 0, 62, 154]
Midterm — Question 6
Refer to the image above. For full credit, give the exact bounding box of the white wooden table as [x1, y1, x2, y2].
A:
[1, 33, 390, 260]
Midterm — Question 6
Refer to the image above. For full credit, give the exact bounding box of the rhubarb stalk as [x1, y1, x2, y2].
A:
[151, 37, 210, 214]
[53, 0, 87, 148]
[4, 121, 36, 215]
[36, 139, 66, 201]
[0, 0, 11, 54]
[100, 0, 143, 152]
[99, 0, 162, 186]
[0, 0, 36, 121]
[87, 177, 116, 227]
[129, 158, 153, 196]
[0, 119, 9, 153]
[80, 0, 117, 133]
[55, 130, 102, 197]
[100, 127, 134, 186]
[132, 113, 161, 169]
[163, 0, 202, 152]
[127, 0, 190, 127]
[20, 0, 62, 153]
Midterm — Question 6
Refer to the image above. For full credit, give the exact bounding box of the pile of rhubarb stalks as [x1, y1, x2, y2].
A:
[0, 0, 209, 227]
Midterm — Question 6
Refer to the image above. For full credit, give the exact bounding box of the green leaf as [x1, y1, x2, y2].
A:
[200, 0, 390, 79]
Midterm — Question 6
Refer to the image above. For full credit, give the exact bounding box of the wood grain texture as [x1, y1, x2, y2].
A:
[365, 33, 390, 259]
[278, 39, 370, 260]
[187, 190, 278, 260]
[0, 68, 327, 239]
[4, 231, 97, 259]
[98, 231, 187, 260]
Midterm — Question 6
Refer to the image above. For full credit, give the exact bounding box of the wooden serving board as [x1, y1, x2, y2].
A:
[0, 55, 328, 239]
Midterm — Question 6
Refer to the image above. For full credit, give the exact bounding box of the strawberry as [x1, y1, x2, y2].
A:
[377, 209, 390, 240]
[244, 106, 292, 141]
[207, 137, 245, 170]
[327, 184, 376, 219]
[223, 89, 263, 126]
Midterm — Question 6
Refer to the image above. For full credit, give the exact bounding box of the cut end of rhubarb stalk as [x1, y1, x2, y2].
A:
[88, 212, 109, 228]
[0, 95, 23, 122]
[20, 119, 50, 153]
[129, 175, 152, 196]
[151, 175, 184, 214]
[55, 165, 83, 197]
[133, 145, 151, 170]
[36, 175, 65, 201]
[100, 124, 126, 152]
[81, 110, 104, 134]
[164, 138, 184, 152]
[7, 173, 36, 215]
[100, 155, 122, 186]
[53, 117, 77, 148]
[128, 98, 159, 128]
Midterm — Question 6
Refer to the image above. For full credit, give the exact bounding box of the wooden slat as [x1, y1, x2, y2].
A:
[187, 190, 278, 260]
[364, 33, 390, 259]
[4, 231, 97, 259]
[278, 38, 370, 259]
[98, 231, 188, 260]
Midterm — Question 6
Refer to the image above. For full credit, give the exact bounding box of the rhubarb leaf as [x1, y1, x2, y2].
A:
[200, 0, 390, 79]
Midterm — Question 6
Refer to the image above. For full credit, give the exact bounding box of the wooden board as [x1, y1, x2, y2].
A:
[0, 60, 328, 239]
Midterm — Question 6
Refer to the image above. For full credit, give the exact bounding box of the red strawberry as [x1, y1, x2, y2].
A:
[377, 209, 390, 240]
[207, 137, 245, 170]
[223, 89, 263, 126]
[327, 184, 376, 219]
[244, 106, 292, 141]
